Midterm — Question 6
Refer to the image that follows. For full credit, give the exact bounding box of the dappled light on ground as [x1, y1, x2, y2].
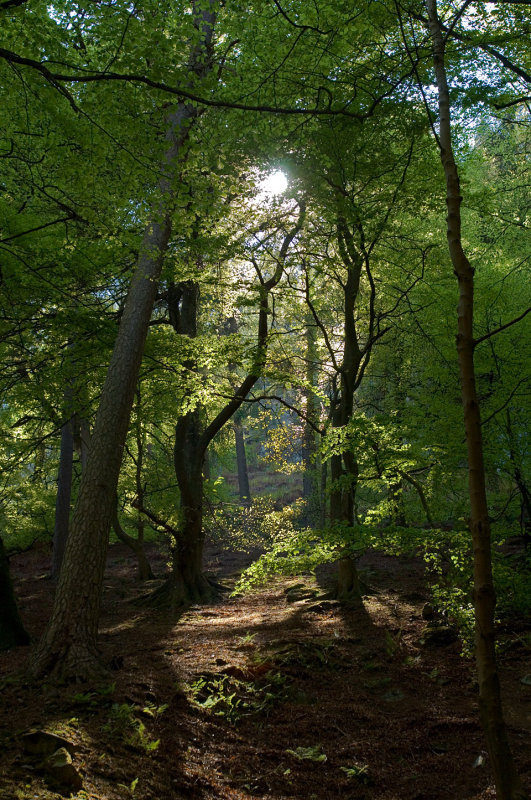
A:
[1, 542, 529, 799]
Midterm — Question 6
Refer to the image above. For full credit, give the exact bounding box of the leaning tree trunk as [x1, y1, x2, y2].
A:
[28, 3, 216, 681]
[426, 2, 526, 797]
[0, 534, 30, 651]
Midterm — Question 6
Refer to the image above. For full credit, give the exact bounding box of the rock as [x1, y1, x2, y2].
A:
[20, 730, 76, 758]
[284, 583, 305, 594]
[420, 625, 458, 647]
[422, 603, 436, 620]
[44, 747, 83, 790]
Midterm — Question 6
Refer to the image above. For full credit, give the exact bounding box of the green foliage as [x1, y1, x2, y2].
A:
[187, 670, 288, 724]
[104, 703, 162, 753]
[117, 777, 139, 797]
[232, 527, 337, 595]
[286, 745, 327, 763]
[340, 763, 371, 783]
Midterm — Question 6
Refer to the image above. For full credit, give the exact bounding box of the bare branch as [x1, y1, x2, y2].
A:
[474, 306, 531, 347]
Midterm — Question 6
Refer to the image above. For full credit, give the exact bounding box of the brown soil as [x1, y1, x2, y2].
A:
[1, 541, 530, 800]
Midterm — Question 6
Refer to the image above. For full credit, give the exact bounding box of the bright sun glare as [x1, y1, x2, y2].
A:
[261, 170, 288, 196]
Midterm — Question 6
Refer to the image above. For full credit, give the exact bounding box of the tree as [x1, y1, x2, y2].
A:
[29, 1, 217, 680]
[423, 2, 527, 796]
[141, 199, 305, 608]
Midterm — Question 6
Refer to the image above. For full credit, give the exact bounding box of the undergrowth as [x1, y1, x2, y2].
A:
[232, 506, 531, 650]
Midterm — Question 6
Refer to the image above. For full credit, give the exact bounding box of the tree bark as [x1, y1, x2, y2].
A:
[0, 534, 30, 651]
[28, 2, 216, 681]
[426, 2, 527, 796]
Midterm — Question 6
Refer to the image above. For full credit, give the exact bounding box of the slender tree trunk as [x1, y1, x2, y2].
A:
[0, 534, 30, 651]
[302, 319, 320, 524]
[234, 413, 251, 505]
[75, 416, 90, 472]
[28, 3, 216, 681]
[505, 411, 531, 544]
[400, 470, 434, 527]
[112, 499, 155, 581]
[426, 3, 526, 796]
[51, 416, 74, 580]
[320, 459, 328, 528]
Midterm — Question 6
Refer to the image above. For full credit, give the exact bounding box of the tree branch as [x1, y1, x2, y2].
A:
[474, 306, 531, 347]
[0, 47, 374, 120]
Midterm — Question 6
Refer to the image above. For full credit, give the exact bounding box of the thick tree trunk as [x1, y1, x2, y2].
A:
[28, 3, 216, 681]
[167, 480, 218, 607]
[234, 414, 251, 505]
[51, 416, 74, 580]
[426, 3, 526, 796]
[0, 535, 30, 651]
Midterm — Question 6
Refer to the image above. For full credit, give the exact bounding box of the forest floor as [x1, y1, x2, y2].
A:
[1, 539, 530, 800]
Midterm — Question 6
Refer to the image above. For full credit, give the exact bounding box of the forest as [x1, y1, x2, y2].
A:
[0, 0, 530, 798]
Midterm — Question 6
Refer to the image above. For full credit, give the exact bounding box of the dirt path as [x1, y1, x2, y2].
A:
[1, 542, 530, 799]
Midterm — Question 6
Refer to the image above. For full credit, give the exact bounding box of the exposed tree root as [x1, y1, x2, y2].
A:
[133, 572, 226, 612]
[28, 640, 110, 683]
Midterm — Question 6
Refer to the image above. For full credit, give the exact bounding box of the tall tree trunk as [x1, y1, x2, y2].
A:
[28, 3, 216, 681]
[0, 534, 30, 651]
[505, 410, 531, 544]
[51, 415, 74, 580]
[302, 319, 320, 524]
[426, 3, 526, 796]
[234, 413, 251, 505]
[320, 458, 328, 528]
